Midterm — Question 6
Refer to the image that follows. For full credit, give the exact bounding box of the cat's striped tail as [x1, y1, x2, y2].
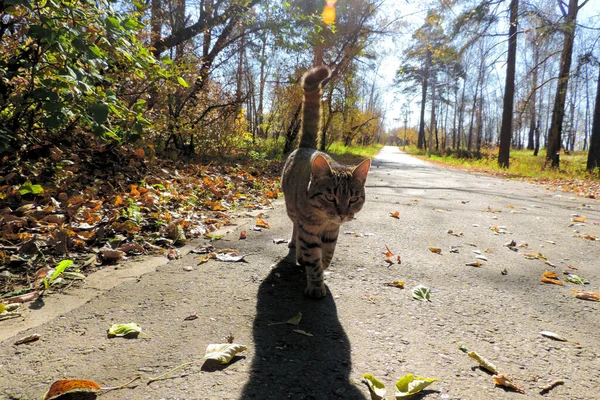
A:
[299, 65, 331, 149]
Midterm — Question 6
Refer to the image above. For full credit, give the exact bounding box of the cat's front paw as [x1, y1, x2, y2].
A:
[305, 283, 327, 299]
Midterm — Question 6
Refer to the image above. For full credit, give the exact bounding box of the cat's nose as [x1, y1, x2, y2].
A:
[339, 214, 348, 221]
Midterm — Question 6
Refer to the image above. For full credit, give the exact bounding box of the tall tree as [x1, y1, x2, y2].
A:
[587, 65, 600, 171]
[498, 0, 519, 168]
[545, 0, 589, 168]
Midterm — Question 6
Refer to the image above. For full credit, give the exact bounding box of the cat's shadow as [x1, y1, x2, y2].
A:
[240, 250, 366, 399]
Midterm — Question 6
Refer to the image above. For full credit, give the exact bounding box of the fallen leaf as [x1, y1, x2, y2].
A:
[493, 374, 525, 393]
[255, 218, 271, 229]
[571, 290, 600, 301]
[204, 343, 247, 364]
[362, 374, 386, 400]
[501, 268, 508, 275]
[539, 331, 568, 342]
[466, 261, 482, 267]
[107, 323, 142, 338]
[524, 252, 546, 260]
[268, 312, 303, 326]
[394, 373, 437, 397]
[428, 247, 442, 254]
[564, 274, 589, 285]
[43, 379, 101, 400]
[467, 350, 498, 374]
[14, 333, 41, 345]
[205, 201, 229, 211]
[216, 252, 246, 262]
[184, 312, 199, 321]
[286, 312, 303, 326]
[239, 230, 246, 240]
[412, 285, 431, 301]
[385, 281, 405, 289]
[272, 238, 289, 244]
[571, 216, 586, 223]
[100, 249, 125, 262]
[540, 276, 563, 285]
[539, 379, 565, 394]
[167, 248, 181, 260]
[293, 329, 313, 337]
[390, 211, 400, 219]
[543, 271, 559, 279]
[382, 245, 394, 264]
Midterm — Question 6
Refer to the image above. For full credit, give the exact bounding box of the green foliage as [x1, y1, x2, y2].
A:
[18, 180, 44, 196]
[327, 142, 383, 163]
[0, 0, 161, 152]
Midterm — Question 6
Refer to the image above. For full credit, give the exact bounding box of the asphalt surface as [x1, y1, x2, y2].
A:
[1, 146, 599, 400]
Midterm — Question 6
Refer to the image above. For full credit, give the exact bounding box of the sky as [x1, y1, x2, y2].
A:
[377, 0, 600, 130]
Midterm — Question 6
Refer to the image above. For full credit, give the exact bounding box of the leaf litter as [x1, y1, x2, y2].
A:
[0, 146, 280, 302]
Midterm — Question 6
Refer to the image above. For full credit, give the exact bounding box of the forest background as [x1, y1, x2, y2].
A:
[1, 0, 600, 295]
[1, 0, 600, 166]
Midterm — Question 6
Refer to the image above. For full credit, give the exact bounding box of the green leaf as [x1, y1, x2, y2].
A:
[88, 102, 109, 124]
[108, 323, 142, 337]
[18, 180, 44, 195]
[394, 374, 437, 397]
[204, 343, 247, 364]
[412, 285, 431, 301]
[49, 259, 73, 281]
[161, 56, 174, 65]
[177, 76, 190, 88]
[362, 374, 386, 400]
[565, 274, 589, 285]
[44, 259, 74, 287]
[89, 44, 104, 57]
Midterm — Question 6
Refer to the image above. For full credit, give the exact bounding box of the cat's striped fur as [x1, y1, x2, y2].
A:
[281, 65, 371, 298]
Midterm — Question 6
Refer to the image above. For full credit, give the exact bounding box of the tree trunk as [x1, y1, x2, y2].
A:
[586, 65, 600, 171]
[417, 50, 431, 150]
[283, 103, 302, 154]
[498, 0, 519, 168]
[583, 63, 590, 151]
[546, 0, 582, 168]
[429, 75, 436, 152]
[320, 85, 335, 152]
[527, 44, 539, 151]
[457, 79, 467, 150]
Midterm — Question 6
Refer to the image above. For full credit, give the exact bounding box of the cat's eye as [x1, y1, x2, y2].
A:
[325, 194, 336, 202]
[349, 196, 359, 204]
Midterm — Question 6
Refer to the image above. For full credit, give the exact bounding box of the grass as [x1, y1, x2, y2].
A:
[405, 146, 600, 182]
[327, 142, 384, 164]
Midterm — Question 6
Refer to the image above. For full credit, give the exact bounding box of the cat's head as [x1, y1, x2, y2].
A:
[307, 155, 371, 224]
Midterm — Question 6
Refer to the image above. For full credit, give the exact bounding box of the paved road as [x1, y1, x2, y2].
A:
[1, 146, 599, 399]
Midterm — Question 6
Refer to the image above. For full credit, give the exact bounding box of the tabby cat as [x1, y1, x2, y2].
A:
[281, 65, 371, 298]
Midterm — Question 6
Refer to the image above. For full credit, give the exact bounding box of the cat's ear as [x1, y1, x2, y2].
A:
[352, 159, 371, 184]
[312, 154, 333, 178]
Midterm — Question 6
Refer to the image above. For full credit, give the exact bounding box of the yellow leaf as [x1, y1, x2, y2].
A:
[205, 201, 229, 211]
[429, 247, 442, 254]
[204, 343, 247, 364]
[256, 218, 271, 229]
[385, 281, 404, 288]
[390, 211, 400, 219]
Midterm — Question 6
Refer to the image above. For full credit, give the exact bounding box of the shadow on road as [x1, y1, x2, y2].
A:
[240, 254, 365, 400]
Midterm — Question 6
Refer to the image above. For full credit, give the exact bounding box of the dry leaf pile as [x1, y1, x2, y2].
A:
[0, 145, 280, 300]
